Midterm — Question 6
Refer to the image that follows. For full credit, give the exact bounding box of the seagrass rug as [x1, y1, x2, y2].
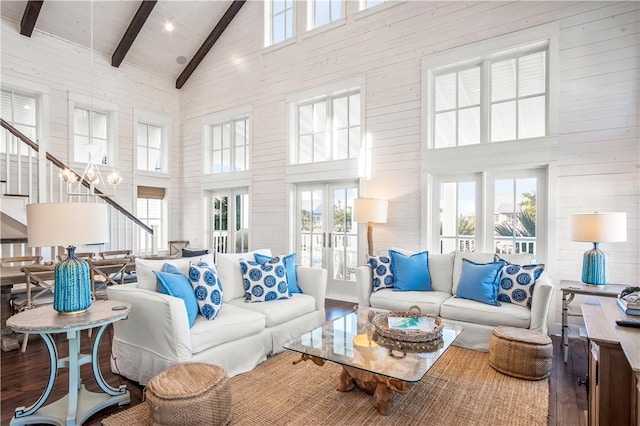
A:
[229, 346, 548, 425]
[102, 346, 548, 426]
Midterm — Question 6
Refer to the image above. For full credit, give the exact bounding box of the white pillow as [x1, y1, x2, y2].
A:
[136, 253, 215, 291]
[216, 249, 272, 301]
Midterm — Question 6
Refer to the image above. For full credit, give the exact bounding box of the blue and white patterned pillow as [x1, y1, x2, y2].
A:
[367, 255, 394, 292]
[188, 263, 223, 320]
[239, 258, 291, 302]
[497, 263, 545, 309]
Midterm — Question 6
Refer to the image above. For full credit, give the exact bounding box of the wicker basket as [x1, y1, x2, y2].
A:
[371, 305, 443, 343]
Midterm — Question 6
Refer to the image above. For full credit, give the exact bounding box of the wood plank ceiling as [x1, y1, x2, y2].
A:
[0, 0, 245, 89]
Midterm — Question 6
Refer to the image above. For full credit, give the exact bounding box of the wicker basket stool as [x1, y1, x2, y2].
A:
[489, 326, 552, 380]
[102, 363, 231, 426]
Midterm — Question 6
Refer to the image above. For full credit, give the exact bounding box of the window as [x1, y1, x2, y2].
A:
[430, 45, 548, 148]
[433, 169, 545, 259]
[1, 89, 37, 155]
[205, 116, 250, 174]
[293, 90, 360, 164]
[136, 123, 162, 172]
[134, 110, 170, 175]
[359, 0, 385, 10]
[265, 0, 294, 47]
[208, 189, 250, 254]
[137, 186, 168, 253]
[73, 106, 109, 164]
[307, 0, 342, 30]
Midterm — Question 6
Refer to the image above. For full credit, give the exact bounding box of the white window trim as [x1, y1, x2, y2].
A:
[287, 75, 366, 168]
[133, 108, 171, 178]
[426, 167, 549, 263]
[68, 92, 118, 168]
[1, 78, 50, 201]
[421, 22, 559, 152]
[305, 0, 346, 32]
[201, 106, 252, 180]
[263, 0, 296, 48]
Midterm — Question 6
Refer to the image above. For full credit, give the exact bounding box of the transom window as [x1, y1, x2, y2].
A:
[73, 106, 109, 164]
[265, 0, 294, 46]
[205, 116, 250, 174]
[136, 122, 162, 173]
[431, 47, 547, 148]
[359, 0, 385, 10]
[307, 0, 342, 30]
[293, 90, 360, 164]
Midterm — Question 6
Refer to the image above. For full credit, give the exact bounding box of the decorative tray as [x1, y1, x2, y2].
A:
[371, 305, 443, 343]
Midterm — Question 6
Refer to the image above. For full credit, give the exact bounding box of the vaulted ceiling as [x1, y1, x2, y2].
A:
[0, 1, 245, 88]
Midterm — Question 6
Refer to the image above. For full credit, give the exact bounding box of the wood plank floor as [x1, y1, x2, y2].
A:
[1, 299, 589, 425]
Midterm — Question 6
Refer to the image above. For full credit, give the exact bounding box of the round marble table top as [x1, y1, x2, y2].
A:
[7, 300, 131, 334]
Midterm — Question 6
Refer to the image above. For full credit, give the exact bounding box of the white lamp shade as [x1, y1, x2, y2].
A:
[354, 198, 388, 224]
[27, 203, 110, 247]
[570, 212, 627, 243]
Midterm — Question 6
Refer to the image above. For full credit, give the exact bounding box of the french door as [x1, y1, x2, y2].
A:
[208, 188, 249, 255]
[295, 182, 359, 286]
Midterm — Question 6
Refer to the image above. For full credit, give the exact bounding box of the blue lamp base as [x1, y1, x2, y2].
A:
[54, 246, 92, 314]
[581, 242, 607, 286]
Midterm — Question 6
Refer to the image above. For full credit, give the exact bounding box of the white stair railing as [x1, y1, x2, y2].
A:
[1, 119, 154, 261]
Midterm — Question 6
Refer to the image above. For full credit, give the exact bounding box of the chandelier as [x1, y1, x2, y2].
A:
[59, 154, 121, 196]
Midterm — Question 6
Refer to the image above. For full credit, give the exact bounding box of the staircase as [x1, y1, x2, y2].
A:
[1, 118, 155, 261]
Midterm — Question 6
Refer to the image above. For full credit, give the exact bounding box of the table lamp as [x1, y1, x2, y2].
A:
[570, 212, 627, 286]
[354, 198, 388, 256]
[27, 202, 109, 314]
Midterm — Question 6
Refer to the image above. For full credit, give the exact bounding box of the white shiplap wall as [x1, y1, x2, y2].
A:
[178, 1, 639, 319]
[1, 20, 181, 249]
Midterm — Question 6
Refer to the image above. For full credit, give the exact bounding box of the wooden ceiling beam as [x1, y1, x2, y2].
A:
[111, 0, 157, 68]
[20, 1, 45, 37]
[176, 0, 246, 89]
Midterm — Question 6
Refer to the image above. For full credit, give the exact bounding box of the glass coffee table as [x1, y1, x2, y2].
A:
[284, 310, 462, 415]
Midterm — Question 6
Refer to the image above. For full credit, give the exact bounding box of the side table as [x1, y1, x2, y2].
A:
[7, 299, 132, 425]
[560, 280, 628, 363]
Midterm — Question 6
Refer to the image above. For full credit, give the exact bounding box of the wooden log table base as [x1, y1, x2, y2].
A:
[293, 354, 411, 416]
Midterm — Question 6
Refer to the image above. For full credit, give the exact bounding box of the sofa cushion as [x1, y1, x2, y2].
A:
[216, 249, 272, 301]
[254, 253, 302, 294]
[155, 271, 199, 328]
[189, 263, 224, 320]
[440, 296, 531, 328]
[390, 250, 432, 291]
[190, 304, 266, 354]
[367, 254, 394, 292]
[455, 259, 506, 306]
[497, 263, 545, 309]
[452, 252, 495, 295]
[369, 289, 450, 315]
[227, 293, 316, 327]
[429, 252, 455, 294]
[240, 258, 291, 302]
[136, 254, 215, 291]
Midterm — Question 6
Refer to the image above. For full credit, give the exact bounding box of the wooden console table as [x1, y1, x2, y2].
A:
[560, 280, 628, 363]
[582, 299, 639, 426]
[7, 300, 132, 425]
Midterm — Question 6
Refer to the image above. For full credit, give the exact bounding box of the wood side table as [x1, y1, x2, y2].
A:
[559, 280, 628, 363]
[7, 299, 132, 425]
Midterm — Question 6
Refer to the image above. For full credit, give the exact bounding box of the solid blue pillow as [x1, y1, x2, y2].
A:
[163, 263, 182, 275]
[389, 250, 432, 291]
[155, 270, 198, 327]
[455, 259, 506, 306]
[254, 253, 302, 294]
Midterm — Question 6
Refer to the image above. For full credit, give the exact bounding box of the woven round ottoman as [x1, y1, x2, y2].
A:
[489, 326, 552, 380]
[147, 362, 231, 426]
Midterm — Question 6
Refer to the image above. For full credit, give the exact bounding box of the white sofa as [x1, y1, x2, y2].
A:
[107, 250, 327, 385]
[356, 251, 554, 351]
